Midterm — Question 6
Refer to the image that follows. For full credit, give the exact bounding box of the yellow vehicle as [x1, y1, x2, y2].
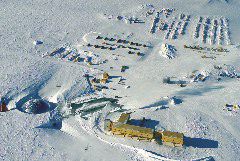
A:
[100, 72, 110, 84]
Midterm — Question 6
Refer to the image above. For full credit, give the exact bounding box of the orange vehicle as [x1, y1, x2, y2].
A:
[0, 98, 8, 112]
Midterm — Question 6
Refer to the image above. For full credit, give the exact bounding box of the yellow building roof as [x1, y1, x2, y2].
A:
[100, 79, 107, 84]
[118, 113, 130, 124]
[102, 72, 109, 79]
[115, 123, 153, 134]
[162, 131, 183, 139]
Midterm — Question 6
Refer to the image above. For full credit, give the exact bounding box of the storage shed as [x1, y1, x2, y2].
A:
[161, 131, 184, 147]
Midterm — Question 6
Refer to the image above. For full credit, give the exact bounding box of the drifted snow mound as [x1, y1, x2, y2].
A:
[159, 43, 177, 59]
[168, 96, 183, 105]
[22, 99, 50, 114]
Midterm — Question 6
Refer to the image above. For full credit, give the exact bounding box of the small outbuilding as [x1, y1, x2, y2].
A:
[102, 72, 109, 80]
[161, 131, 184, 147]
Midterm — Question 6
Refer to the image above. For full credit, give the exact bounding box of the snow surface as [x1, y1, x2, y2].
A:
[1, 0, 240, 160]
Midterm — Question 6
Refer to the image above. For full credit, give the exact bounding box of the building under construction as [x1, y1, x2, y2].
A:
[104, 113, 184, 147]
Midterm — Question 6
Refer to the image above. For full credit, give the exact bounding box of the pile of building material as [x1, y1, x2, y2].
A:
[103, 13, 144, 24]
[213, 64, 240, 80]
[184, 44, 228, 53]
[121, 66, 129, 72]
[190, 70, 209, 82]
[159, 43, 176, 59]
[33, 40, 43, 45]
[192, 16, 231, 45]
[163, 70, 209, 87]
[224, 104, 240, 112]
[85, 35, 149, 57]
[90, 72, 110, 91]
[218, 68, 240, 79]
[163, 77, 189, 85]
[43, 46, 101, 66]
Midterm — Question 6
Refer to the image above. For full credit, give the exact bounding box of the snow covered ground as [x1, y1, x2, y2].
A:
[1, 0, 240, 160]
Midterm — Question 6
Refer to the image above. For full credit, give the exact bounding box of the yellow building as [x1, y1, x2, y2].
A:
[104, 119, 113, 132]
[100, 79, 107, 84]
[117, 113, 130, 124]
[105, 113, 184, 146]
[161, 131, 184, 147]
[99, 72, 109, 84]
[106, 113, 154, 141]
[102, 72, 109, 80]
[111, 123, 154, 141]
